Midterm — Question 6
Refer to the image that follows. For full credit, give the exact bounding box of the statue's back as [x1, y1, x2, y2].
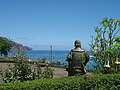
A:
[70, 50, 85, 68]
[66, 40, 89, 76]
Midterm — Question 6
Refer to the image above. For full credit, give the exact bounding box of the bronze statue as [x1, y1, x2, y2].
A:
[66, 40, 89, 76]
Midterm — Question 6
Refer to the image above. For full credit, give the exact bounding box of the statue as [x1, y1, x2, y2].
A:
[66, 40, 89, 76]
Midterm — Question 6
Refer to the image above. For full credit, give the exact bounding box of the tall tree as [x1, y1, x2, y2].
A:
[90, 18, 120, 73]
[0, 37, 12, 57]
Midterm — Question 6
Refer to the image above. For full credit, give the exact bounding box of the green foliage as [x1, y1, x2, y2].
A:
[0, 51, 53, 83]
[0, 57, 12, 61]
[0, 74, 120, 90]
[115, 36, 120, 43]
[0, 37, 12, 57]
[90, 18, 120, 73]
[41, 58, 47, 63]
[42, 66, 53, 78]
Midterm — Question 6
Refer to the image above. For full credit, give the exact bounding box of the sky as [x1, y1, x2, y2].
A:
[0, 0, 120, 50]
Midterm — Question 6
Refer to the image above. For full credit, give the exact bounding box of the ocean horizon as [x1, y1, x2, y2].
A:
[5, 50, 94, 70]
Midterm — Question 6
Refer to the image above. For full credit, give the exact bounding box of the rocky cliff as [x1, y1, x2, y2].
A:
[1, 37, 32, 51]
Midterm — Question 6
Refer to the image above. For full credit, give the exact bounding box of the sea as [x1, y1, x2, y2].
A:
[4, 50, 95, 70]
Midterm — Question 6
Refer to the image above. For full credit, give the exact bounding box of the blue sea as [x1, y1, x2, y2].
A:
[6, 50, 94, 70]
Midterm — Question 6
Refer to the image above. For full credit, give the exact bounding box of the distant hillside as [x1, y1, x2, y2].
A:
[1, 37, 32, 51]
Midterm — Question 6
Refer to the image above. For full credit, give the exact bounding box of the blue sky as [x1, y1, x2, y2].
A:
[0, 0, 120, 50]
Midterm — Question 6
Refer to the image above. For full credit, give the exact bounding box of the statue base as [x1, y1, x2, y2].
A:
[66, 67, 86, 76]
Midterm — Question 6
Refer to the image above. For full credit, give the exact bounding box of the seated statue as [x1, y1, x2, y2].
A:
[66, 40, 89, 76]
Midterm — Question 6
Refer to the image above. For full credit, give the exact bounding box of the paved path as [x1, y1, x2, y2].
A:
[52, 67, 68, 78]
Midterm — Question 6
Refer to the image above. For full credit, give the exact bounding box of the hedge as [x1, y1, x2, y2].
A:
[0, 74, 120, 90]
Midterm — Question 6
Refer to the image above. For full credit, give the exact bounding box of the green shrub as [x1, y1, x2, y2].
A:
[0, 74, 120, 90]
[0, 57, 14, 62]
[0, 51, 53, 83]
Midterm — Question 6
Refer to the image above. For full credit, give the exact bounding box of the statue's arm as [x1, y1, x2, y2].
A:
[66, 51, 72, 61]
[84, 52, 89, 65]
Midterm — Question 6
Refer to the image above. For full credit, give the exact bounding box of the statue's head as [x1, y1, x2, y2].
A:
[74, 40, 81, 48]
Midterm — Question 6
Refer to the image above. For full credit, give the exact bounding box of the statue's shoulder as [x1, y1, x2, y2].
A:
[72, 48, 85, 52]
